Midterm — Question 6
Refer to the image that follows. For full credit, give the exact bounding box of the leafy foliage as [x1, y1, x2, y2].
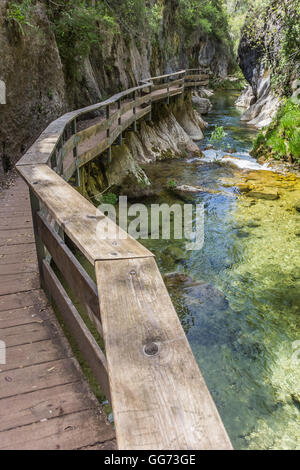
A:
[47, 0, 117, 80]
[177, 0, 231, 42]
[252, 99, 300, 163]
[5, 0, 35, 35]
[210, 126, 227, 144]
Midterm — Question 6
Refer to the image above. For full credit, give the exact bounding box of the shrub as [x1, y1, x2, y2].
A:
[5, 0, 35, 35]
[252, 99, 300, 163]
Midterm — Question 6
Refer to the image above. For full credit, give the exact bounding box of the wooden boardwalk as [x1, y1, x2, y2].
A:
[0, 178, 116, 450]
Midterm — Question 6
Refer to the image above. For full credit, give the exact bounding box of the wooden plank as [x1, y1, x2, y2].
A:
[17, 164, 154, 263]
[0, 227, 34, 246]
[0, 217, 32, 230]
[0, 304, 51, 329]
[0, 409, 115, 450]
[0, 382, 97, 431]
[170, 78, 185, 87]
[152, 82, 169, 91]
[0, 322, 52, 347]
[95, 257, 232, 450]
[0, 339, 71, 372]
[0, 243, 37, 269]
[0, 290, 48, 313]
[43, 261, 110, 401]
[184, 80, 209, 87]
[0, 261, 37, 275]
[137, 94, 151, 106]
[185, 74, 209, 80]
[78, 137, 109, 167]
[0, 357, 80, 399]
[0, 271, 40, 296]
[76, 110, 120, 146]
[16, 83, 149, 168]
[0, 242, 36, 257]
[37, 213, 102, 334]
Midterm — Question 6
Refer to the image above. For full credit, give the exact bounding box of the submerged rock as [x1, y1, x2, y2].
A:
[169, 184, 224, 201]
[236, 183, 252, 193]
[294, 200, 300, 212]
[246, 189, 279, 200]
[163, 272, 194, 287]
[184, 282, 229, 311]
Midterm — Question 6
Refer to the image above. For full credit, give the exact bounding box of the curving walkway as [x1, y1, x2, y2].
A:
[0, 178, 116, 450]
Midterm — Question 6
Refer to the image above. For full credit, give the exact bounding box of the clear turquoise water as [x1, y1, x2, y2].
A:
[137, 91, 300, 449]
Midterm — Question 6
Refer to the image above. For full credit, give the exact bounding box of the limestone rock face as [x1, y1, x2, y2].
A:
[0, 0, 234, 184]
[0, 1, 67, 180]
[237, 2, 295, 130]
[239, 70, 281, 129]
[235, 86, 256, 109]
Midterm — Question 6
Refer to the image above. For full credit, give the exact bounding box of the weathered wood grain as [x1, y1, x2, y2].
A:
[95, 257, 232, 450]
[37, 213, 102, 334]
[43, 260, 110, 401]
[0, 409, 115, 450]
[17, 164, 154, 264]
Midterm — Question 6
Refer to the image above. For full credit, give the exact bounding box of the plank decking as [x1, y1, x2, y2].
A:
[0, 178, 116, 450]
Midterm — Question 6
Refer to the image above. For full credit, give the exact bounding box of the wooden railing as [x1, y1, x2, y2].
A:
[16, 69, 232, 450]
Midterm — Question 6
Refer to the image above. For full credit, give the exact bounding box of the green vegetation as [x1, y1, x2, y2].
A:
[210, 125, 227, 145]
[177, 0, 232, 45]
[252, 99, 300, 163]
[210, 75, 246, 91]
[168, 179, 177, 189]
[5, 0, 35, 35]
[225, 0, 269, 53]
[97, 191, 119, 205]
[241, 0, 300, 96]
[47, 1, 117, 80]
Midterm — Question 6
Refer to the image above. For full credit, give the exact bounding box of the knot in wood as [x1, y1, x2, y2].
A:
[144, 342, 159, 357]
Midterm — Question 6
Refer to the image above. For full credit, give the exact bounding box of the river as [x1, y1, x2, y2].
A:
[136, 90, 300, 449]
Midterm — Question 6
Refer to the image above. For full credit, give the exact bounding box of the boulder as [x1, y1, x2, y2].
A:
[184, 282, 229, 311]
[192, 95, 212, 114]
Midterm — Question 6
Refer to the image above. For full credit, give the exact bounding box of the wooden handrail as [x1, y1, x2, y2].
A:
[16, 69, 232, 450]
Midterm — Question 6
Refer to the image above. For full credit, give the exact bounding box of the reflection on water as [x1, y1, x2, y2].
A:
[137, 91, 300, 449]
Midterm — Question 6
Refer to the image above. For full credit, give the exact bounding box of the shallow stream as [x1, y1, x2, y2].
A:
[136, 91, 300, 449]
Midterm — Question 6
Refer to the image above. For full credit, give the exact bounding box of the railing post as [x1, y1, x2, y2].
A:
[133, 90, 137, 132]
[29, 189, 45, 288]
[118, 98, 122, 146]
[71, 118, 80, 187]
[56, 139, 63, 176]
[167, 76, 170, 105]
[106, 104, 110, 139]
[106, 104, 111, 163]
[146, 84, 152, 122]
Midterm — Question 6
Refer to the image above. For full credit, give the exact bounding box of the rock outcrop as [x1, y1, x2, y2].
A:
[237, 0, 298, 129]
[0, 0, 234, 183]
[79, 94, 206, 199]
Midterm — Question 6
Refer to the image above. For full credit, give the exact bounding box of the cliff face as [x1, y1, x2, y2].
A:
[0, 0, 234, 182]
[237, 0, 299, 129]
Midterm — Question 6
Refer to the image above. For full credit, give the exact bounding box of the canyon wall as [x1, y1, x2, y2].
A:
[0, 0, 234, 183]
